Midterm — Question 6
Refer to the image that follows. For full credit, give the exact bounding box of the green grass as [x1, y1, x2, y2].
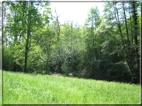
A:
[3, 71, 141, 104]
[0, 70, 2, 105]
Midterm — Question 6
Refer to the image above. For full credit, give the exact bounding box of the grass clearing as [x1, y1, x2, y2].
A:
[3, 71, 141, 104]
[0, 70, 2, 104]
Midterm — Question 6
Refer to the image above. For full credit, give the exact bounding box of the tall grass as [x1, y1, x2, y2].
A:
[0, 70, 2, 104]
[3, 71, 141, 104]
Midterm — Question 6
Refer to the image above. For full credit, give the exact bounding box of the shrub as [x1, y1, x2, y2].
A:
[107, 61, 131, 82]
[3, 46, 15, 71]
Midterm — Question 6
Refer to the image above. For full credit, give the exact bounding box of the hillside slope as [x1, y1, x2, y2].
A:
[3, 71, 141, 104]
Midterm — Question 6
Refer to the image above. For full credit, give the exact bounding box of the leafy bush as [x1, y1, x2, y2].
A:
[107, 61, 131, 82]
[3, 46, 14, 71]
[61, 59, 71, 75]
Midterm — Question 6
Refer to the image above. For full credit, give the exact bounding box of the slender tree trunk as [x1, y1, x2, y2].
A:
[113, 2, 136, 78]
[114, 1, 140, 83]
[114, 2, 125, 46]
[54, 9, 60, 42]
[122, 2, 130, 44]
[71, 22, 73, 51]
[131, 2, 139, 72]
[53, 9, 62, 73]
[128, 2, 134, 45]
[91, 14, 95, 46]
[24, 2, 32, 72]
[122, 2, 134, 75]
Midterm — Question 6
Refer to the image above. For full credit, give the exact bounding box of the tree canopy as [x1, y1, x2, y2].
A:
[2, 1, 141, 84]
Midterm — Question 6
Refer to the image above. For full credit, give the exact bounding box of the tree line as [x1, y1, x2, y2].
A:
[2, 1, 141, 84]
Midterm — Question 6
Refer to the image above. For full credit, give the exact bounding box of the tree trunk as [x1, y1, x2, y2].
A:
[132, 1, 139, 72]
[24, 2, 32, 72]
[114, 1, 140, 83]
[122, 2, 135, 75]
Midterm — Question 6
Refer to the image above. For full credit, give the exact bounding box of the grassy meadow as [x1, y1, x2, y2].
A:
[3, 71, 141, 104]
[0, 70, 2, 105]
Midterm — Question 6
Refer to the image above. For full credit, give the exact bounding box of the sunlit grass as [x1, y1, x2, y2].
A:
[3, 71, 141, 104]
[0, 70, 2, 104]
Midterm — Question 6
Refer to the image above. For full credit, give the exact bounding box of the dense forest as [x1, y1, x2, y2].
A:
[2, 1, 141, 84]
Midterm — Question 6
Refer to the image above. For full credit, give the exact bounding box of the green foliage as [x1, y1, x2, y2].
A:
[28, 45, 43, 72]
[3, 71, 140, 104]
[107, 61, 131, 78]
[3, 46, 13, 71]
[2, 1, 140, 83]
[86, 6, 101, 28]
[3, 1, 51, 72]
